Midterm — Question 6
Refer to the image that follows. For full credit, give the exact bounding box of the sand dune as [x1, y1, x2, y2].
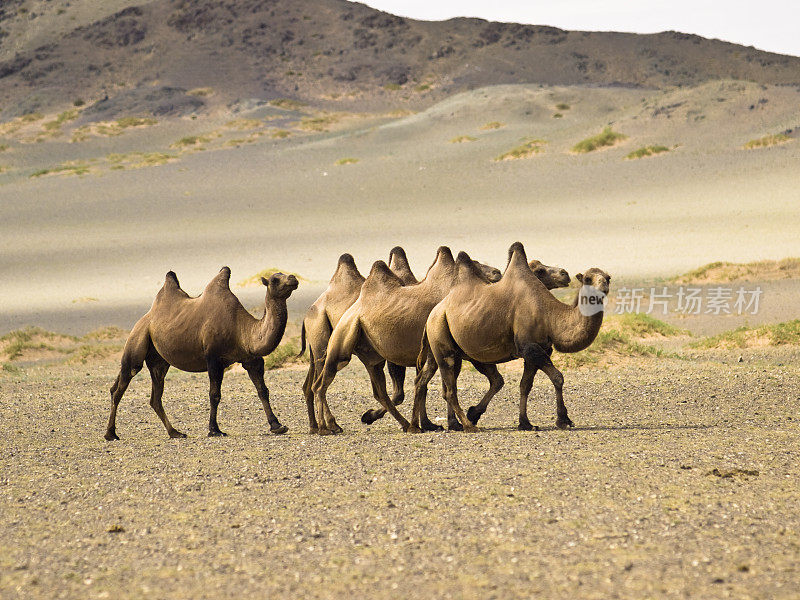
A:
[1, 81, 799, 333]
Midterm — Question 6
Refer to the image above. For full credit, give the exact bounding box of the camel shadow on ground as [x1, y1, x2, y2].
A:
[473, 423, 715, 433]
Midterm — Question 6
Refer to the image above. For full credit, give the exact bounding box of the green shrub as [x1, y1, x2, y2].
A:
[571, 127, 627, 153]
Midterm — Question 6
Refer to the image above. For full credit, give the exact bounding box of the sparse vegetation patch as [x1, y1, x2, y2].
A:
[271, 129, 291, 139]
[480, 121, 505, 130]
[30, 161, 93, 178]
[743, 133, 792, 149]
[555, 103, 571, 110]
[625, 145, 670, 160]
[188, 87, 214, 97]
[572, 127, 627, 153]
[450, 135, 477, 143]
[170, 132, 220, 149]
[225, 118, 262, 130]
[71, 117, 157, 142]
[673, 258, 800, 284]
[269, 98, 306, 110]
[335, 157, 359, 165]
[690, 320, 800, 350]
[495, 139, 546, 161]
[107, 152, 177, 169]
[298, 114, 342, 132]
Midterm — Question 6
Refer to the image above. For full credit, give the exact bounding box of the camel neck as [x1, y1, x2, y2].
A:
[249, 295, 288, 356]
[547, 287, 605, 353]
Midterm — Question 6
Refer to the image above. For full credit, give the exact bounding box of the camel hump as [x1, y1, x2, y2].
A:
[435, 246, 454, 264]
[505, 242, 530, 274]
[164, 271, 180, 288]
[332, 253, 363, 284]
[362, 260, 403, 294]
[388, 246, 408, 265]
[205, 266, 232, 293]
[455, 251, 486, 282]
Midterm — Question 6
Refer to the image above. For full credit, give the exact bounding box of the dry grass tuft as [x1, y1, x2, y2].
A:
[743, 133, 792, 149]
[495, 139, 546, 161]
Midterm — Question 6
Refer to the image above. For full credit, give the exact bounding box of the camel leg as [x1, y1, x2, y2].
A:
[523, 344, 573, 429]
[206, 358, 227, 437]
[145, 349, 185, 439]
[517, 362, 538, 431]
[363, 362, 411, 432]
[105, 323, 150, 441]
[243, 357, 288, 435]
[388, 362, 406, 406]
[301, 347, 319, 433]
[446, 358, 465, 430]
[466, 362, 505, 426]
[312, 314, 366, 435]
[409, 353, 443, 432]
[440, 356, 477, 433]
[105, 366, 137, 441]
[361, 361, 406, 424]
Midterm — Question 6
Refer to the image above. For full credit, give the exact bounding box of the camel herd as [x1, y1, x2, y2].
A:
[104, 243, 610, 441]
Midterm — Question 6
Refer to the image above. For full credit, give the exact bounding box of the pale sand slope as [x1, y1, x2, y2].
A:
[1, 82, 799, 334]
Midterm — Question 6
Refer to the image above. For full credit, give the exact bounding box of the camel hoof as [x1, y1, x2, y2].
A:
[406, 424, 423, 434]
[361, 410, 379, 425]
[463, 423, 480, 433]
[318, 428, 335, 436]
[466, 406, 484, 424]
[328, 421, 343, 434]
[518, 419, 534, 431]
[308, 427, 318, 435]
[270, 424, 288, 435]
[208, 430, 228, 437]
[448, 420, 463, 432]
[421, 419, 444, 432]
[556, 418, 574, 430]
[169, 430, 187, 439]
[104, 430, 119, 441]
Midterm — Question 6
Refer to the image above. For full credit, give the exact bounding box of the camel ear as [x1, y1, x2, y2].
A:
[261, 276, 269, 287]
[575, 273, 584, 283]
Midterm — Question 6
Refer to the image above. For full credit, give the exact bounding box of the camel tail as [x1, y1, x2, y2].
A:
[297, 322, 306, 358]
[417, 327, 431, 372]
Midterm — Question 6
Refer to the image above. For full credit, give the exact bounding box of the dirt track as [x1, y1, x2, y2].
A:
[2, 353, 799, 599]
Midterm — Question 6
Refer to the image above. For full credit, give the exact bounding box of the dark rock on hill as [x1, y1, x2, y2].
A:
[0, 0, 798, 117]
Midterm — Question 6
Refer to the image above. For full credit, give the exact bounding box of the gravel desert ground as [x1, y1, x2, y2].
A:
[2, 352, 800, 599]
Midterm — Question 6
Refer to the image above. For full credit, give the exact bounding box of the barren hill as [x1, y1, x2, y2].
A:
[2, 0, 799, 119]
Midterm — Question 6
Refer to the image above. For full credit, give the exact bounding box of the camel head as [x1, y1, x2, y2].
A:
[575, 268, 611, 295]
[261, 273, 299, 299]
[474, 260, 502, 282]
[529, 260, 571, 289]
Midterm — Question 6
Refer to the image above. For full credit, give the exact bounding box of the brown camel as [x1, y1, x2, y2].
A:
[414, 257, 572, 431]
[413, 243, 610, 432]
[310, 246, 503, 435]
[298, 247, 418, 433]
[104, 267, 298, 440]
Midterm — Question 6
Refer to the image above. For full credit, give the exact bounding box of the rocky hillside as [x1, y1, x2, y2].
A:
[1, 0, 799, 118]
